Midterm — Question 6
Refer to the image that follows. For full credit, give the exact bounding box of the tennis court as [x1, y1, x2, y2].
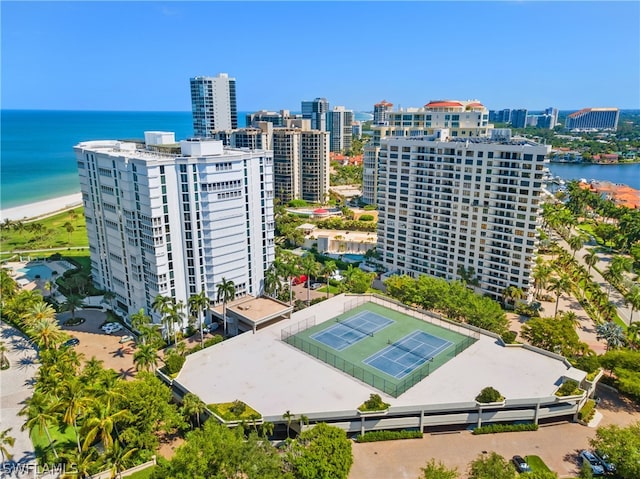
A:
[310, 311, 394, 351]
[282, 301, 478, 397]
[364, 331, 452, 379]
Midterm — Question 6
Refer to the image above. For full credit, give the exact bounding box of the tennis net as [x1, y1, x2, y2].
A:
[387, 339, 430, 360]
[336, 318, 375, 337]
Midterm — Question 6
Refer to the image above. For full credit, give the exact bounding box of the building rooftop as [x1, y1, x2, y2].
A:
[177, 294, 586, 421]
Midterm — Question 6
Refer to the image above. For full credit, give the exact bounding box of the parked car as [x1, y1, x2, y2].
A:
[512, 455, 531, 473]
[593, 450, 615, 473]
[310, 282, 323, 290]
[62, 337, 80, 348]
[103, 323, 123, 334]
[580, 450, 604, 476]
[119, 335, 134, 344]
[203, 323, 219, 334]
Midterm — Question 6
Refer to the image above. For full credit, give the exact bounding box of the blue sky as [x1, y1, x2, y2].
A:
[2, 1, 638, 112]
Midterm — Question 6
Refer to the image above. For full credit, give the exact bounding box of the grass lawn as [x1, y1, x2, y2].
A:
[126, 467, 156, 479]
[317, 285, 340, 294]
[525, 455, 551, 472]
[0, 207, 88, 252]
[30, 423, 77, 453]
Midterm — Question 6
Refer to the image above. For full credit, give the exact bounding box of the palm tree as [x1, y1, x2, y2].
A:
[181, 393, 206, 429]
[216, 277, 236, 337]
[583, 250, 599, 276]
[133, 344, 159, 372]
[501, 286, 524, 309]
[596, 322, 625, 351]
[322, 260, 337, 299]
[0, 428, 15, 463]
[152, 295, 175, 344]
[20, 392, 59, 459]
[625, 285, 640, 325]
[28, 318, 67, 350]
[63, 295, 85, 320]
[58, 378, 89, 453]
[548, 274, 571, 317]
[282, 410, 295, 438]
[300, 254, 321, 305]
[107, 440, 137, 479]
[532, 263, 552, 298]
[63, 221, 75, 243]
[567, 234, 585, 258]
[263, 266, 281, 298]
[22, 301, 56, 330]
[626, 322, 640, 349]
[0, 341, 8, 370]
[102, 290, 116, 310]
[81, 402, 128, 452]
[62, 448, 96, 479]
[188, 289, 210, 349]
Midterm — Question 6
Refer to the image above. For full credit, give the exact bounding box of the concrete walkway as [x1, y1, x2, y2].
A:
[0, 321, 38, 465]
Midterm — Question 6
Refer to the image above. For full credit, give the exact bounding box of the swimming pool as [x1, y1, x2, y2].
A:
[17, 264, 54, 281]
[342, 254, 365, 262]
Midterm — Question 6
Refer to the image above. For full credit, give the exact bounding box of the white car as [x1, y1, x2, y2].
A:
[103, 323, 123, 334]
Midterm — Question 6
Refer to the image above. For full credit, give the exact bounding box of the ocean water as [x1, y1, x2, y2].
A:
[1, 110, 374, 209]
[547, 162, 640, 190]
[3, 110, 636, 209]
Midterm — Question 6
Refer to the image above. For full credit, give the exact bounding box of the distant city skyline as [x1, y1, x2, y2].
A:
[2, 2, 639, 112]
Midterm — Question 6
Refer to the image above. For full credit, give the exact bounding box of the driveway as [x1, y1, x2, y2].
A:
[0, 322, 38, 466]
[350, 386, 640, 479]
[57, 309, 137, 379]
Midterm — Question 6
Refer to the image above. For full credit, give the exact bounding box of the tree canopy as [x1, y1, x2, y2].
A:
[590, 422, 640, 479]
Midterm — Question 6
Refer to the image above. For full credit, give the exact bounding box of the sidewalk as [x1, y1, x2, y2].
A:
[0, 321, 38, 465]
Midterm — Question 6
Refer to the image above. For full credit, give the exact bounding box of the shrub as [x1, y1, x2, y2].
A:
[208, 400, 260, 421]
[203, 336, 224, 348]
[363, 204, 377, 211]
[356, 430, 422, 442]
[572, 355, 601, 375]
[475, 386, 504, 403]
[287, 199, 308, 207]
[501, 331, 517, 344]
[358, 214, 375, 222]
[358, 393, 390, 412]
[164, 353, 186, 375]
[578, 399, 596, 423]
[64, 317, 85, 326]
[473, 423, 538, 435]
[556, 379, 581, 397]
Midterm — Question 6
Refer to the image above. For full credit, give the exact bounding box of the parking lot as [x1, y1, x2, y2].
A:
[57, 309, 137, 379]
[349, 386, 640, 479]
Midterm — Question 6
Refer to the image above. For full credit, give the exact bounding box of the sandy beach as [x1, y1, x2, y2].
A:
[0, 192, 83, 222]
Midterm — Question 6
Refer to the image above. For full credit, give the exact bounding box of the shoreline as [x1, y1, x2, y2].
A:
[0, 193, 83, 222]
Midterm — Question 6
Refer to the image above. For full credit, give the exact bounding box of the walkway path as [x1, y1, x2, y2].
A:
[554, 230, 633, 325]
[0, 321, 38, 466]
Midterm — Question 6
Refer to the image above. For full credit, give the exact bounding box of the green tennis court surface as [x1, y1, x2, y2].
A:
[282, 301, 477, 397]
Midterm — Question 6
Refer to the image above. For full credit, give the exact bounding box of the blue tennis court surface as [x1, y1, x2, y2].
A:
[363, 331, 453, 379]
[310, 311, 395, 351]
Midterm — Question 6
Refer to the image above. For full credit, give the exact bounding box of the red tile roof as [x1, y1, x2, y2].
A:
[425, 101, 463, 108]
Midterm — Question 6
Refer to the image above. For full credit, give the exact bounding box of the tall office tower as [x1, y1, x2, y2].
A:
[327, 106, 354, 153]
[300, 130, 330, 203]
[373, 100, 393, 125]
[375, 129, 550, 300]
[76, 133, 275, 328]
[190, 73, 238, 137]
[301, 97, 329, 131]
[510, 109, 528, 128]
[273, 128, 302, 203]
[565, 108, 619, 130]
[489, 109, 511, 123]
[245, 110, 296, 128]
[544, 107, 558, 128]
[362, 99, 492, 204]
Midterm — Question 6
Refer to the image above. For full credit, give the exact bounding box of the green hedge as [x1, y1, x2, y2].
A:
[355, 430, 422, 443]
[164, 354, 186, 375]
[472, 423, 538, 435]
[578, 399, 596, 423]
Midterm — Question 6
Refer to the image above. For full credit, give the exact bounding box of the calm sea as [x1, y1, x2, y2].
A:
[3, 110, 637, 209]
[547, 162, 640, 190]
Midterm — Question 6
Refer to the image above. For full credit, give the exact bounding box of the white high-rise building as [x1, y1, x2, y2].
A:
[191, 73, 238, 137]
[75, 133, 275, 327]
[376, 129, 550, 300]
[327, 106, 354, 153]
[363, 100, 492, 204]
